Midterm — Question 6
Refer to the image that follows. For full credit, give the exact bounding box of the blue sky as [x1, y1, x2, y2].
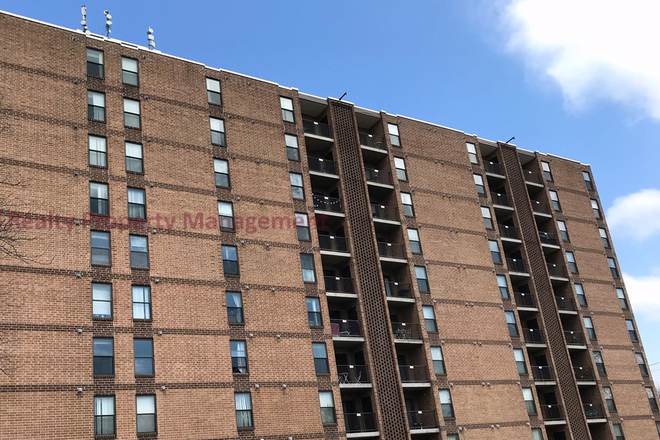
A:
[3, 1, 659, 380]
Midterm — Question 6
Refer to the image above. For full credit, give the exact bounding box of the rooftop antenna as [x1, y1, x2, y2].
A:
[339, 92, 347, 101]
[147, 27, 155, 50]
[505, 136, 515, 144]
[103, 10, 112, 37]
[80, 5, 89, 34]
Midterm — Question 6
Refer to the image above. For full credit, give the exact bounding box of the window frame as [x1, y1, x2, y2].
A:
[218, 201, 235, 231]
[474, 174, 486, 196]
[230, 340, 249, 374]
[407, 228, 422, 253]
[439, 389, 455, 419]
[514, 348, 527, 374]
[431, 346, 445, 375]
[549, 190, 561, 211]
[88, 135, 107, 168]
[295, 213, 311, 241]
[613, 423, 625, 440]
[86, 48, 104, 78]
[94, 396, 115, 436]
[583, 171, 594, 191]
[575, 283, 587, 307]
[123, 98, 141, 129]
[593, 351, 607, 376]
[557, 220, 570, 242]
[87, 90, 106, 122]
[591, 199, 602, 218]
[300, 253, 317, 283]
[604, 387, 617, 412]
[306, 297, 322, 327]
[422, 305, 438, 333]
[129, 235, 150, 269]
[319, 391, 337, 424]
[489, 240, 502, 264]
[285, 134, 300, 161]
[136, 394, 157, 434]
[401, 192, 415, 217]
[222, 245, 240, 276]
[394, 157, 408, 181]
[290, 172, 305, 200]
[466, 142, 479, 164]
[566, 251, 578, 274]
[89, 182, 109, 216]
[206, 77, 222, 106]
[583, 316, 596, 340]
[125, 142, 144, 173]
[414, 265, 429, 293]
[226, 291, 244, 324]
[91, 230, 111, 266]
[312, 342, 329, 374]
[280, 96, 295, 122]
[599, 228, 610, 248]
[235, 392, 254, 429]
[497, 275, 510, 299]
[636, 353, 648, 376]
[388, 123, 400, 146]
[93, 337, 114, 376]
[134, 338, 154, 376]
[92, 283, 112, 319]
[522, 387, 537, 415]
[481, 206, 494, 229]
[213, 158, 230, 188]
[626, 320, 638, 342]
[541, 161, 553, 181]
[505, 311, 518, 336]
[608, 257, 619, 278]
[616, 288, 628, 309]
[127, 187, 146, 220]
[132, 285, 152, 321]
[121, 56, 139, 86]
[210, 117, 226, 146]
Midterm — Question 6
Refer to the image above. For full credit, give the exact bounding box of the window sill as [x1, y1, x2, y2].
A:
[228, 322, 245, 326]
[310, 325, 323, 329]
[93, 374, 115, 378]
[132, 319, 152, 323]
[237, 427, 254, 432]
[135, 375, 155, 378]
[130, 267, 150, 271]
[88, 119, 107, 123]
[224, 273, 240, 278]
[92, 317, 113, 321]
[89, 165, 108, 170]
[316, 373, 331, 377]
[216, 185, 230, 189]
[136, 432, 157, 439]
[126, 170, 144, 176]
[303, 281, 318, 285]
[212, 143, 227, 148]
[220, 228, 235, 232]
[208, 102, 224, 108]
[94, 435, 116, 439]
[233, 373, 249, 377]
[322, 422, 338, 427]
[91, 264, 112, 268]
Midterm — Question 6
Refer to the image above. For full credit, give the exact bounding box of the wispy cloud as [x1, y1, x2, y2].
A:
[496, 0, 660, 120]
[624, 272, 660, 322]
[606, 189, 660, 241]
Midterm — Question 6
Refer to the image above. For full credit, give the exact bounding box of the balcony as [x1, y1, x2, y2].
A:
[522, 328, 545, 345]
[541, 404, 565, 423]
[313, 195, 343, 214]
[539, 231, 559, 247]
[564, 330, 586, 347]
[371, 203, 400, 225]
[507, 258, 529, 276]
[324, 276, 354, 295]
[318, 234, 349, 253]
[385, 281, 414, 300]
[574, 366, 596, 382]
[524, 170, 544, 186]
[308, 156, 337, 176]
[555, 296, 577, 313]
[499, 224, 520, 241]
[377, 242, 407, 263]
[515, 291, 537, 309]
[407, 410, 438, 432]
[344, 412, 378, 435]
[399, 365, 430, 386]
[303, 119, 332, 138]
[331, 319, 362, 338]
[531, 365, 555, 383]
[337, 364, 370, 386]
[359, 133, 384, 149]
[547, 263, 569, 280]
[491, 191, 513, 208]
[365, 167, 392, 186]
[531, 200, 552, 216]
[392, 322, 422, 343]
[583, 403, 607, 422]
[484, 161, 505, 176]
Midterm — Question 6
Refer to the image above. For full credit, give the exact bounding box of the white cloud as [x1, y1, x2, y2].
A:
[606, 188, 660, 240]
[623, 272, 660, 322]
[497, 0, 660, 119]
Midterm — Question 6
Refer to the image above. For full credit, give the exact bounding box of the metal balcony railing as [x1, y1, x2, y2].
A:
[531, 200, 551, 214]
[547, 263, 568, 278]
[522, 328, 545, 344]
[391, 322, 421, 340]
[524, 170, 544, 185]
[359, 132, 384, 149]
[377, 242, 406, 259]
[364, 167, 392, 185]
[344, 412, 377, 433]
[313, 194, 343, 213]
[539, 231, 558, 246]
[303, 119, 331, 138]
[583, 403, 605, 419]
[318, 234, 349, 253]
[385, 281, 413, 298]
[574, 366, 595, 381]
[564, 330, 586, 345]
[507, 258, 528, 273]
[515, 291, 536, 308]
[308, 157, 336, 175]
[491, 192, 511, 206]
[337, 365, 369, 384]
[499, 224, 519, 240]
[398, 365, 429, 383]
[555, 296, 577, 311]
[324, 276, 354, 294]
[330, 319, 362, 337]
[407, 410, 438, 429]
[531, 365, 554, 381]
[541, 404, 564, 421]
[484, 161, 503, 175]
[371, 203, 398, 221]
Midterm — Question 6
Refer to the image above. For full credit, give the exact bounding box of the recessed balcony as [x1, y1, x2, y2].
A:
[574, 366, 597, 384]
[313, 194, 344, 217]
[491, 191, 514, 211]
[515, 291, 537, 311]
[555, 296, 578, 314]
[364, 167, 393, 190]
[531, 200, 552, 217]
[531, 365, 556, 385]
[584, 403, 607, 423]
[385, 281, 414, 303]
[318, 234, 351, 262]
[484, 160, 505, 178]
[539, 231, 560, 249]
[547, 263, 569, 282]
[324, 276, 355, 297]
[359, 133, 387, 161]
[522, 328, 546, 347]
[371, 203, 401, 227]
[507, 258, 530, 278]
[377, 242, 407, 266]
[564, 330, 587, 349]
[407, 410, 439, 434]
[542, 404, 566, 425]
[344, 412, 378, 437]
[524, 170, 544, 187]
[499, 224, 522, 245]
[303, 119, 332, 139]
[337, 364, 371, 388]
[331, 319, 364, 346]
[308, 156, 339, 179]
[392, 322, 423, 344]
[399, 365, 431, 388]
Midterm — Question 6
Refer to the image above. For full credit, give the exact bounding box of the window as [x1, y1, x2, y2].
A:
[636, 353, 648, 376]
[575, 284, 587, 307]
[231, 340, 248, 374]
[214, 159, 230, 187]
[657, 421, 660, 436]
[415, 266, 429, 293]
[210, 117, 226, 146]
[604, 387, 617, 412]
[505, 311, 518, 336]
[613, 424, 625, 440]
[617, 288, 628, 309]
[481, 207, 494, 229]
[557, 221, 569, 242]
[394, 157, 408, 181]
[121, 57, 139, 85]
[87, 90, 106, 122]
[307, 297, 322, 327]
[285, 134, 299, 161]
[497, 275, 510, 299]
[566, 252, 578, 274]
[123, 98, 141, 128]
[549, 190, 561, 211]
[319, 391, 336, 424]
[312, 342, 329, 374]
[439, 389, 455, 419]
[431, 346, 445, 374]
[408, 229, 422, 253]
[599, 228, 610, 248]
[280, 96, 295, 122]
[89, 182, 109, 215]
[222, 245, 239, 276]
[388, 123, 400, 146]
[532, 428, 544, 440]
[591, 199, 602, 218]
[125, 142, 144, 173]
[206, 78, 222, 105]
[401, 192, 414, 216]
[93, 338, 114, 375]
[226, 292, 243, 324]
[489, 240, 502, 264]
[134, 339, 154, 376]
[593, 351, 607, 376]
[86, 48, 104, 78]
[235, 393, 253, 429]
[92, 283, 112, 318]
[300, 253, 316, 283]
[541, 161, 553, 181]
[290, 172, 305, 200]
[608, 258, 619, 278]
[514, 349, 527, 374]
[218, 201, 234, 231]
[136, 395, 156, 434]
[295, 213, 310, 240]
[522, 387, 536, 415]
[91, 231, 111, 265]
[88, 135, 107, 168]
[448, 435, 459, 440]
[584, 317, 596, 340]
[627, 320, 638, 342]
[127, 188, 146, 220]
[129, 235, 149, 269]
[474, 174, 486, 195]
[423, 305, 438, 333]
[583, 171, 594, 191]
[94, 396, 115, 436]
[132, 286, 151, 320]
[466, 142, 478, 164]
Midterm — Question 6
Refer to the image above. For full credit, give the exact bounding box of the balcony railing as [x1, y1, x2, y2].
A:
[531, 365, 554, 382]
[515, 291, 536, 308]
[313, 195, 343, 213]
[385, 281, 413, 299]
[547, 263, 568, 278]
[398, 365, 429, 383]
[407, 410, 438, 430]
[539, 231, 558, 246]
[303, 119, 331, 138]
[391, 322, 421, 340]
[564, 330, 586, 345]
[359, 133, 384, 149]
[524, 170, 544, 185]
[555, 296, 577, 311]
[318, 234, 349, 253]
[371, 203, 398, 221]
[364, 167, 392, 185]
[308, 157, 336, 175]
[330, 319, 362, 337]
[499, 224, 519, 240]
[337, 365, 370, 384]
[344, 412, 377, 433]
[583, 403, 605, 419]
[377, 242, 406, 259]
[531, 200, 551, 214]
[507, 258, 528, 273]
[491, 192, 511, 207]
[541, 404, 564, 421]
[324, 276, 354, 294]
[484, 161, 504, 175]
[574, 366, 595, 381]
[522, 328, 545, 344]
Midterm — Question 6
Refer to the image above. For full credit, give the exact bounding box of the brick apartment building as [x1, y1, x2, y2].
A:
[0, 9, 658, 440]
